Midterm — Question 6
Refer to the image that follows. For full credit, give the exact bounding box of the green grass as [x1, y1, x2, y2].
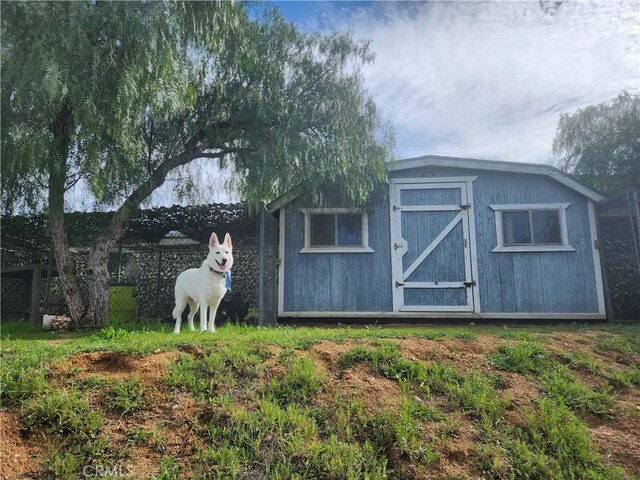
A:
[2, 320, 639, 480]
[337, 343, 509, 424]
[596, 334, 640, 355]
[505, 398, 627, 480]
[490, 341, 551, 373]
[21, 388, 103, 439]
[266, 353, 324, 406]
[105, 378, 149, 415]
[490, 342, 616, 417]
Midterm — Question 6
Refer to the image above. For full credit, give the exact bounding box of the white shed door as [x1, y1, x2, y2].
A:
[390, 182, 475, 312]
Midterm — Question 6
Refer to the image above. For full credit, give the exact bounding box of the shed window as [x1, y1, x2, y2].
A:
[301, 209, 373, 253]
[503, 209, 561, 245]
[490, 203, 575, 253]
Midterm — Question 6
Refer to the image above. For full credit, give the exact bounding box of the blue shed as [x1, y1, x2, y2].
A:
[267, 155, 606, 321]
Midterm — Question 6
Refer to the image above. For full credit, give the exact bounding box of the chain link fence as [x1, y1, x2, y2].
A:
[598, 188, 640, 322]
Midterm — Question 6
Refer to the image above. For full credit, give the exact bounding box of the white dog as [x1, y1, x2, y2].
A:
[172, 232, 233, 333]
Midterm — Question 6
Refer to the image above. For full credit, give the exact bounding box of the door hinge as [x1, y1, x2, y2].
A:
[463, 281, 476, 288]
[394, 242, 403, 250]
[395, 281, 404, 288]
[460, 204, 471, 210]
[464, 238, 468, 248]
[392, 205, 400, 211]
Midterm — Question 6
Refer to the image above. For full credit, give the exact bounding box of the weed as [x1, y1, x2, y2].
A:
[151, 456, 180, 480]
[93, 326, 129, 341]
[495, 330, 540, 342]
[167, 344, 264, 399]
[403, 398, 445, 422]
[21, 388, 103, 440]
[489, 342, 550, 373]
[306, 435, 388, 479]
[449, 372, 511, 424]
[44, 451, 85, 480]
[105, 379, 148, 415]
[266, 354, 323, 406]
[504, 398, 627, 480]
[553, 349, 602, 375]
[604, 366, 640, 389]
[337, 343, 462, 396]
[194, 444, 244, 479]
[492, 342, 616, 418]
[596, 335, 640, 355]
[125, 427, 152, 446]
[540, 369, 614, 417]
[451, 330, 477, 341]
[0, 351, 49, 406]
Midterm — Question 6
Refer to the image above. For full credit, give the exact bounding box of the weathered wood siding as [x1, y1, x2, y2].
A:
[282, 166, 600, 314]
[390, 167, 600, 313]
[283, 198, 393, 312]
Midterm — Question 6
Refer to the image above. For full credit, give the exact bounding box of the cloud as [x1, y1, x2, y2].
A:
[295, 0, 639, 163]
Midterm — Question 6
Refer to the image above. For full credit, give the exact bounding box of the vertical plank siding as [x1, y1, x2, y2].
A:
[283, 197, 393, 312]
[389, 167, 599, 313]
[282, 165, 600, 314]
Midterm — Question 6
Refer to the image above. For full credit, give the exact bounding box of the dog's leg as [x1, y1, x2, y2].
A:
[172, 297, 187, 334]
[186, 299, 198, 332]
[199, 300, 208, 333]
[208, 296, 223, 333]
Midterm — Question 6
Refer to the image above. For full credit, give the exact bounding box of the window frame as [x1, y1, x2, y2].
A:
[300, 208, 374, 253]
[489, 203, 575, 252]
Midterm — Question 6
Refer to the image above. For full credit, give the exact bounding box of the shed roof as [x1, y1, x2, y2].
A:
[389, 155, 604, 202]
[267, 155, 604, 213]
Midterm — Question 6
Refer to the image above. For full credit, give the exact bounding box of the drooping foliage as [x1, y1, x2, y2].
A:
[552, 91, 640, 195]
[1, 1, 393, 325]
[1, 1, 393, 213]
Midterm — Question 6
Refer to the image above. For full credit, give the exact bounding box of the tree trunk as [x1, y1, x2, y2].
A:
[48, 127, 233, 326]
[86, 237, 112, 327]
[48, 101, 89, 325]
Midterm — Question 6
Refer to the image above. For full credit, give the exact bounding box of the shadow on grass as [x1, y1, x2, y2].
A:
[0, 319, 171, 341]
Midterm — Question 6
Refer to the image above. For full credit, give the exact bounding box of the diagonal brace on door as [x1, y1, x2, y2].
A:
[402, 211, 464, 281]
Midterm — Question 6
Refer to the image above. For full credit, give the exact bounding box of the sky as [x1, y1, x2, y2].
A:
[70, 0, 640, 209]
[267, 0, 639, 164]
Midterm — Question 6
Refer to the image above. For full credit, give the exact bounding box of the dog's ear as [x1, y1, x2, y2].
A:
[209, 232, 219, 248]
[223, 233, 232, 248]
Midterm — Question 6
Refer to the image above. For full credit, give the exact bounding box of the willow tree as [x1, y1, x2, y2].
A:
[1, 1, 393, 326]
[553, 91, 640, 195]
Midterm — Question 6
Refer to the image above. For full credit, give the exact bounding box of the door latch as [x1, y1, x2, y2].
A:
[459, 204, 471, 210]
[463, 281, 476, 288]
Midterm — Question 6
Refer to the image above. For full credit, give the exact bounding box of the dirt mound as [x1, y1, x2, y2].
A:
[0, 411, 42, 480]
[55, 350, 180, 385]
[310, 340, 368, 367]
[332, 364, 403, 412]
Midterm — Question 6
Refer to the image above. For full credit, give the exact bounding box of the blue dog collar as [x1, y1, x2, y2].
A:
[225, 271, 232, 292]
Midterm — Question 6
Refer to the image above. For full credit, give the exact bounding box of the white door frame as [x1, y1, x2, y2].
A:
[389, 177, 479, 312]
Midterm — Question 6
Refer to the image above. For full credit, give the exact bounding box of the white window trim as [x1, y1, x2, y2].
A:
[489, 203, 575, 253]
[300, 208, 374, 254]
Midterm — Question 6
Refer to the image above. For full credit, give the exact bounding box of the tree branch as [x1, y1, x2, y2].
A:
[101, 146, 241, 246]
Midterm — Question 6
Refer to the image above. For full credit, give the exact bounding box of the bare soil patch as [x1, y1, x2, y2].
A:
[0, 411, 43, 480]
[53, 350, 180, 386]
[332, 364, 403, 412]
[428, 419, 483, 480]
[585, 390, 640, 476]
